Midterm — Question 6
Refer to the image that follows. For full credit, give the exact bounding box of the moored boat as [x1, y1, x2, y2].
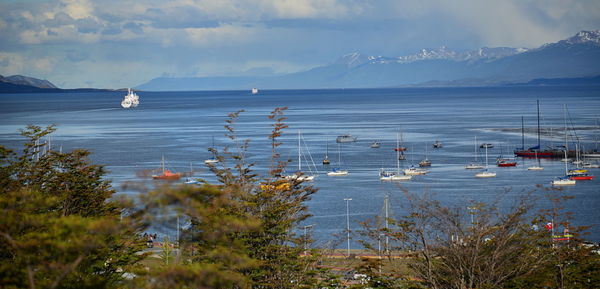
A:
[336, 134, 357, 143]
[152, 156, 182, 180]
[496, 158, 517, 167]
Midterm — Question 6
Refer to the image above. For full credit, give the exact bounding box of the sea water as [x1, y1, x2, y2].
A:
[1, 86, 599, 247]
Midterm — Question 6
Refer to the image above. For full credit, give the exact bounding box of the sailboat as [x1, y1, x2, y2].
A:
[497, 144, 517, 167]
[465, 136, 484, 169]
[405, 144, 428, 175]
[527, 150, 544, 171]
[419, 142, 432, 167]
[327, 143, 348, 176]
[152, 156, 182, 180]
[394, 130, 407, 152]
[553, 150, 576, 185]
[251, 88, 258, 94]
[286, 131, 317, 181]
[204, 136, 219, 164]
[567, 143, 593, 180]
[380, 133, 412, 181]
[475, 145, 496, 178]
[323, 137, 330, 165]
[553, 105, 576, 186]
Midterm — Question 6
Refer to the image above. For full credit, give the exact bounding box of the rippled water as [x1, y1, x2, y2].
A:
[1, 86, 599, 246]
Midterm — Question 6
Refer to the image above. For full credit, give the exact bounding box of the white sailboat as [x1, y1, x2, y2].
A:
[404, 144, 428, 175]
[327, 143, 348, 176]
[380, 133, 412, 181]
[286, 131, 317, 181]
[552, 105, 576, 186]
[204, 136, 219, 164]
[465, 136, 484, 169]
[475, 145, 496, 178]
[527, 150, 544, 171]
[552, 150, 576, 186]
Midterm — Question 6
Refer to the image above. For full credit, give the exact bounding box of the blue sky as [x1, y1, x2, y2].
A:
[1, 0, 599, 88]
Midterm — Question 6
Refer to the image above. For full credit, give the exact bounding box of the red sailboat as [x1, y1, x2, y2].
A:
[152, 156, 182, 180]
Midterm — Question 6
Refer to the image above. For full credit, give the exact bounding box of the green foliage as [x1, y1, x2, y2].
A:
[0, 125, 145, 289]
[358, 189, 600, 289]
[136, 107, 322, 288]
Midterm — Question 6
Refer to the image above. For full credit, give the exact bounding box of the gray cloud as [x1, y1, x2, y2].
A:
[76, 17, 102, 34]
[123, 22, 144, 34]
[0, 0, 599, 88]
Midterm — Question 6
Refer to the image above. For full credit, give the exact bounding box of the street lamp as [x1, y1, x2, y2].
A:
[467, 206, 475, 225]
[303, 224, 314, 251]
[344, 198, 352, 258]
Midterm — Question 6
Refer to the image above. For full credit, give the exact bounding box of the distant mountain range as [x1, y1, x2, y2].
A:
[137, 30, 600, 91]
[0, 74, 117, 93]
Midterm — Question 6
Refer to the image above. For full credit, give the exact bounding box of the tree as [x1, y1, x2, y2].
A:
[135, 108, 321, 288]
[0, 125, 145, 289]
[359, 187, 600, 289]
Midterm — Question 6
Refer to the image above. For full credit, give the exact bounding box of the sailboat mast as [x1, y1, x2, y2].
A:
[537, 100, 541, 149]
[337, 143, 341, 166]
[298, 131, 301, 171]
[475, 136, 478, 162]
[396, 133, 400, 174]
[564, 104, 568, 152]
[521, 116, 525, 150]
[485, 146, 487, 170]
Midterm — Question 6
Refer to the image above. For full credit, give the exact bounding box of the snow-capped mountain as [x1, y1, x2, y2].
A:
[563, 30, 600, 45]
[138, 30, 600, 91]
[336, 45, 527, 67]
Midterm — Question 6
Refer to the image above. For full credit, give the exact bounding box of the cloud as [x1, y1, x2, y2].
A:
[0, 52, 56, 75]
[1, 0, 600, 88]
[61, 0, 94, 20]
[123, 22, 144, 34]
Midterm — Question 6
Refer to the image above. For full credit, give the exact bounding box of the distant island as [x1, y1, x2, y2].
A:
[0, 74, 127, 93]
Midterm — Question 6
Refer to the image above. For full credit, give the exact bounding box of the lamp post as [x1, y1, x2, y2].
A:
[467, 206, 475, 225]
[344, 198, 352, 258]
[303, 224, 314, 252]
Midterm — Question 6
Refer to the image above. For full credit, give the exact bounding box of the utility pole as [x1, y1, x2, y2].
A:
[303, 224, 314, 252]
[344, 198, 352, 258]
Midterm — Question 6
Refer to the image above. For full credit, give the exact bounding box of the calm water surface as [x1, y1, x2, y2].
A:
[1, 86, 599, 246]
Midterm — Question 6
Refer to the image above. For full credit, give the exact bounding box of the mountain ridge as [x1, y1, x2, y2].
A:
[137, 29, 600, 91]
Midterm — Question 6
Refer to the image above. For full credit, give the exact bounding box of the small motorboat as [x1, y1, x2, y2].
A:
[432, 141, 443, 148]
[496, 158, 517, 167]
[552, 177, 576, 186]
[370, 141, 381, 148]
[418, 158, 431, 167]
[336, 134, 357, 143]
[404, 166, 428, 175]
[480, 143, 494, 149]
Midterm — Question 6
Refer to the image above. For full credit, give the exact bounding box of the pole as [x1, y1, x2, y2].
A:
[303, 225, 313, 251]
[384, 195, 389, 252]
[537, 100, 541, 149]
[344, 198, 352, 257]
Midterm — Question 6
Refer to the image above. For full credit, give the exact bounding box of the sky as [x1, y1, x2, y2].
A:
[1, 0, 599, 89]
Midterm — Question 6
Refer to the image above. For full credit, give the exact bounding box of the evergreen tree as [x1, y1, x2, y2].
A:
[0, 125, 144, 289]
